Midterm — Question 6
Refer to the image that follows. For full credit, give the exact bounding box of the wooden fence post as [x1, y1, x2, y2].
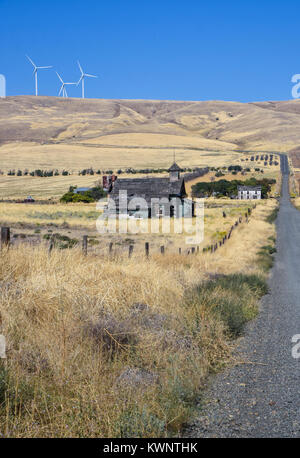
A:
[1, 227, 10, 248]
[160, 246, 165, 255]
[196, 246, 199, 254]
[129, 245, 134, 258]
[145, 242, 149, 258]
[82, 235, 88, 256]
[178, 247, 182, 255]
[48, 236, 54, 256]
[109, 242, 113, 254]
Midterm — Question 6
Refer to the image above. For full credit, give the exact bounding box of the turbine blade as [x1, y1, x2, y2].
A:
[26, 55, 36, 67]
[38, 66, 53, 69]
[85, 73, 97, 78]
[59, 85, 63, 96]
[56, 72, 63, 83]
[77, 60, 83, 74]
[76, 76, 83, 86]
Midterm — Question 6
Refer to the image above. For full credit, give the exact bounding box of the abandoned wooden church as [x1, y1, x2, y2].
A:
[107, 163, 195, 218]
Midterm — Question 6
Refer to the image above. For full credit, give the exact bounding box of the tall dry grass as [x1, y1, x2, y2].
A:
[0, 200, 277, 437]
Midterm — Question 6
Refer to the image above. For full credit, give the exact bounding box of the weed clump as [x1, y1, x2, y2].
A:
[191, 274, 268, 337]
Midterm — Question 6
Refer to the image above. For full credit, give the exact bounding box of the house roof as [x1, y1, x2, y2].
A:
[109, 177, 186, 205]
[168, 162, 182, 172]
[238, 185, 261, 191]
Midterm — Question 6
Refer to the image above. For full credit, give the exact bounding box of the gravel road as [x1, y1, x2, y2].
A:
[186, 155, 300, 437]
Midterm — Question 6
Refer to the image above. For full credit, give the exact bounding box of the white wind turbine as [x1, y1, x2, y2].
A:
[26, 55, 52, 96]
[56, 72, 76, 98]
[77, 61, 97, 98]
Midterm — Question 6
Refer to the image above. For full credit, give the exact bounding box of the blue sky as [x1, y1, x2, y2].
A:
[0, 0, 299, 101]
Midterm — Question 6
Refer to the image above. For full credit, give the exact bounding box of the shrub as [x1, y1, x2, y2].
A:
[43, 233, 78, 249]
[192, 274, 268, 336]
[228, 165, 242, 172]
[265, 207, 279, 223]
[60, 192, 93, 203]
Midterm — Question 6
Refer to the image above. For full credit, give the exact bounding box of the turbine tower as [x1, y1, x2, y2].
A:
[77, 61, 97, 98]
[26, 55, 52, 96]
[56, 72, 76, 98]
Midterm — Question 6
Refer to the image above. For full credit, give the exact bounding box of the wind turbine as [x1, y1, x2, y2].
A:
[26, 55, 52, 96]
[56, 72, 76, 98]
[77, 61, 97, 98]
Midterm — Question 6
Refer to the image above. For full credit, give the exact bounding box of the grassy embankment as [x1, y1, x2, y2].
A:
[0, 200, 277, 437]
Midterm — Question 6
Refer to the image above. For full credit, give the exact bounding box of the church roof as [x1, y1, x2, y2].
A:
[109, 177, 186, 205]
[168, 162, 182, 172]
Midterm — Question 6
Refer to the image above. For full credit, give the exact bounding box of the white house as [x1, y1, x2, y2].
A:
[238, 185, 261, 200]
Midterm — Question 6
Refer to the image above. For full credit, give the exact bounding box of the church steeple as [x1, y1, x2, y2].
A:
[168, 162, 181, 182]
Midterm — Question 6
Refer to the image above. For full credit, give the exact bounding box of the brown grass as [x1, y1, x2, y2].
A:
[0, 200, 273, 256]
[0, 199, 277, 437]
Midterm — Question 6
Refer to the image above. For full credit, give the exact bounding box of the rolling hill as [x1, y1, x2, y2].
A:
[0, 96, 300, 172]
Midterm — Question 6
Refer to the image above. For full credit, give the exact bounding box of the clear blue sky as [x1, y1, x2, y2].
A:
[0, 0, 299, 101]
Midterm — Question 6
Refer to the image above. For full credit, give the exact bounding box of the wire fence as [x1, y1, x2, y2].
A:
[0, 205, 256, 258]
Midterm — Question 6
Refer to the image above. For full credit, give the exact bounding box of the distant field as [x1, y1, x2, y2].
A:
[0, 152, 280, 200]
[0, 141, 242, 173]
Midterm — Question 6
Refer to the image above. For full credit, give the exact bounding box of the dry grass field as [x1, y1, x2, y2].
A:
[0, 154, 280, 200]
[0, 95, 285, 201]
[0, 141, 240, 174]
[0, 200, 275, 256]
[1, 96, 300, 178]
[0, 200, 277, 437]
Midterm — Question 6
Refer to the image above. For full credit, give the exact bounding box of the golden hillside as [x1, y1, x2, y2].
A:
[1, 96, 300, 171]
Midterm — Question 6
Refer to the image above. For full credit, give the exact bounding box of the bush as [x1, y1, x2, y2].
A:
[61, 186, 107, 203]
[228, 165, 242, 172]
[43, 233, 78, 249]
[192, 274, 268, 336]
[265, 207, 279, 224]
